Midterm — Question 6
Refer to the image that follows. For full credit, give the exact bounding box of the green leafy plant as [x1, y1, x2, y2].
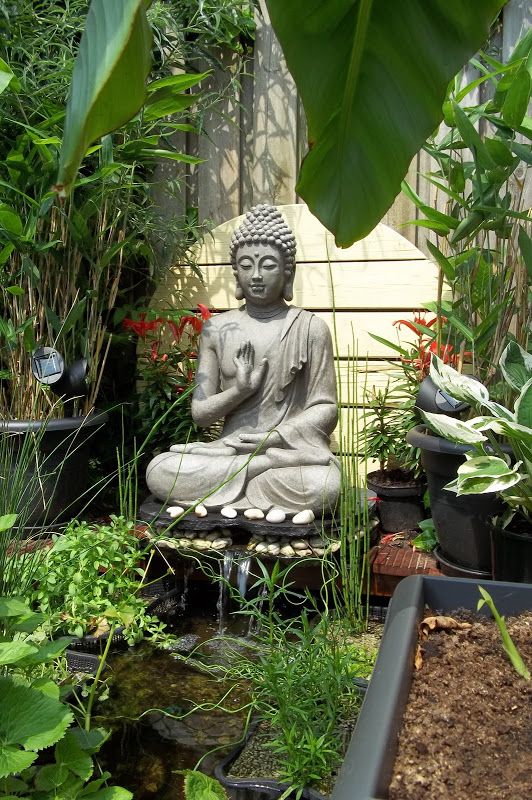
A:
[421, 342, 532, 527]
[30, 515, 166, 644]
[264, 0, 506, 245]
[0, 596, 132, 798]
[363, 383, 419, 478]
[121, 303, 213, 455]
[477, 586, 530, 681]
[404, 32, 531, 394]
[181, 560, 375, 797]
[411, 518, 438, 553]
[0, 0, 207, 420]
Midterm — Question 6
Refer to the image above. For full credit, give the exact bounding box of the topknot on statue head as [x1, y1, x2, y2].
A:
[229, 204, 297, 275]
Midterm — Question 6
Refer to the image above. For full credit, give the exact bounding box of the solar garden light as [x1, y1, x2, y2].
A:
[31, 347, 88, 416]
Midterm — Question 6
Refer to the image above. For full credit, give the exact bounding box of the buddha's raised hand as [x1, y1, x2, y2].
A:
[233, 340, 268, 396]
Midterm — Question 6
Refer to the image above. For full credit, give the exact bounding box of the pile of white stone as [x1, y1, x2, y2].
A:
[166, 504, 316, 524]
[156, 528, 233, 552]
[247, 533, 341, 559]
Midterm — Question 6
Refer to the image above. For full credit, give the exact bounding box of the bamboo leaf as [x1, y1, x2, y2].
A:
[56, 0, 152, 196]
[265, 0, 505, 246]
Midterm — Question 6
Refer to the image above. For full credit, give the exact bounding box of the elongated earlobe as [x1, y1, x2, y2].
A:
[234, 272, 244, 300]
[283, 269, 294, 301]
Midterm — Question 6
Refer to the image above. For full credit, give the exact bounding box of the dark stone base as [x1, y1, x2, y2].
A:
[139, 496, 339, 540]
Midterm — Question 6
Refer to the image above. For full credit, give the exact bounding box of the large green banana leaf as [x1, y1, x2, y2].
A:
[56, 0, 152, 197]
[265, 0, 507, 246]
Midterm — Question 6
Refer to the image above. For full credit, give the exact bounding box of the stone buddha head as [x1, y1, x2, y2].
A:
[229, 205, 297, 303]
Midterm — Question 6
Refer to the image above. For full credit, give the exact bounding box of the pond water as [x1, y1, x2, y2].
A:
[95, 579, 255, 800]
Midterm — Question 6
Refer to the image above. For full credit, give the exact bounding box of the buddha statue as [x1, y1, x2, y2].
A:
[146, 204, 341, 515]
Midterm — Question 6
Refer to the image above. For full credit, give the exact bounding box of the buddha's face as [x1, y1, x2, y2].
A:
[235, 243, 287, 306]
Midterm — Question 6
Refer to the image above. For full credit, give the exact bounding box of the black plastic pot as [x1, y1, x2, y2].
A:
[0, 412, 108, 527]
[215, 681, 369, 800]
[366, 472, 424, 533]
[491, 524, 532, 583]
[331, 575, 532, 800]
[214, 720, 327, 800]
[406, 426, 502, 574]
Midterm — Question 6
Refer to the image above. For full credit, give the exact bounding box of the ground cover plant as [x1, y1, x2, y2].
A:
[0, 596, 132, 799]
[29, 515, 169, 645]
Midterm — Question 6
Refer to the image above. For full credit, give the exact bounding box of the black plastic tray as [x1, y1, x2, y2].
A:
[331, 575, 532, 800]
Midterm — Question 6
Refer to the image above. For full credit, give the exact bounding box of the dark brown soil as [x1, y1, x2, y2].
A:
[366, 469, 421, 490]
[389, 610, 532, 800]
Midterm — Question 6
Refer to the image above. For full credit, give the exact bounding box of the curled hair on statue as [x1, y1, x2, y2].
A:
[229, 204, 297, 274]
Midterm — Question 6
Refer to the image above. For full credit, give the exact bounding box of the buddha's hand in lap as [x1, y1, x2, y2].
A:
[233, 340, 268, 397]
[223, 430, 283, 453]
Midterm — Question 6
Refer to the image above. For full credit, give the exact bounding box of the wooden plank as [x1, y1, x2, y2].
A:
[383, 154, 418, 245]
[197, 53, 243, 225]
[158, 259, 439, 311]
[250, 5, 299, 205]
[193, 206, 432, 265]
[335, 361, 406, 405]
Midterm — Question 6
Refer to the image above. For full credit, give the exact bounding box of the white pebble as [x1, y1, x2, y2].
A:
[211, 539, 229, 550]
[298, 548, 313, 557]
[292, 539, 308, 551]
[221, 506, 238, 519]
[280, 544, 296, 558]
[267, 543, 280, 555]
[330, 541, 341, 553]
[255, 542, 269, 553]
[166, 506, 184, 518]
[313, 548, 325, 556]
[266, 508, 286, 523]
[292, 509, 315, 525]
[244, 508, 265, 520]
[159, 538, 177, 549]
[193, 539, 210, 550]
[194, 504, 207, 517]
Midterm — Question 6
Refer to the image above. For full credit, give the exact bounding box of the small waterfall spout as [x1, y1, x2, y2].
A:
[179, 563, 194, 611]
[236, 556, 252, 598]
[217, 550, 235, 634]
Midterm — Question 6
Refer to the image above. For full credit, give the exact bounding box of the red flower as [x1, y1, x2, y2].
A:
[197, 303, 212, 321]
[123, 314, 162, 338]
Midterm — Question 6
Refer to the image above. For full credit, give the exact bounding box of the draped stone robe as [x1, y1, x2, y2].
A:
[146, 306, 341, 513]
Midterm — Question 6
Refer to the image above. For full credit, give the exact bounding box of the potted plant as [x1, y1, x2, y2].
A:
[416, 342, 531, 582]
[0, 1, 209, 525]
[364, 383, 424, 533]
[332, 573, 532, 800]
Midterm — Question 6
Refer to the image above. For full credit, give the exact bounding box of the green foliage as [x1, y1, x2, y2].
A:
[190, 560, 375, 796]
[477, 586, 530, 681]
[56, 0, 152, 196]
[264, 0, 505, 246]
[411, 518, 438, 553]
[406, 32, 531, 391]
[121, 306, 214, 455]
[181, 770, 228, 800]
[0, 597, 132, 798]
[0, 0, 208, 419]
[30, 516, 166, 644]
[422, 344, 532, 525]
[363, 383, 419, 476]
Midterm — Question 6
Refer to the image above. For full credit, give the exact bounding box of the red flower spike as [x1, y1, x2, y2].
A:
[197, 303, 212, 321]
